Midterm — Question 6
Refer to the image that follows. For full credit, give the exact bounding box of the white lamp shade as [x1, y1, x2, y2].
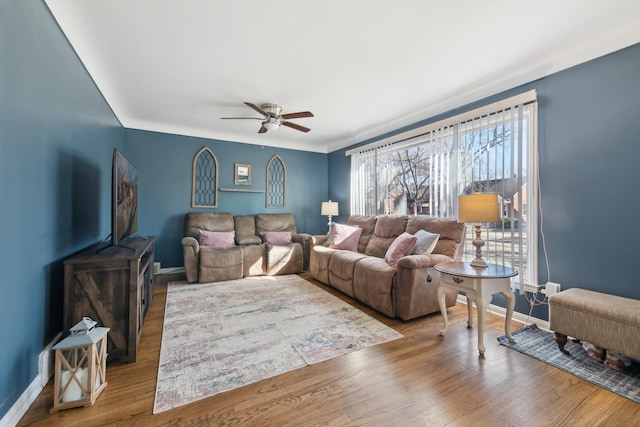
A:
[321, 201, 339, 216]
[458, 193, 500, 223]
[263, 121, 280, 131]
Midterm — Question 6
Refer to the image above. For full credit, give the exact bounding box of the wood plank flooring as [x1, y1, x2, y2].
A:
[18, 273, 640, 426]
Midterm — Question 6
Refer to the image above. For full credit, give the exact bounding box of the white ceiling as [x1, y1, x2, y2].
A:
[45, 0, 640, 154]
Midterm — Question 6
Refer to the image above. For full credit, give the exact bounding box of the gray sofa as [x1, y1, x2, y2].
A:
[182, 212, 311, 283]
[310, 214, 466, 320]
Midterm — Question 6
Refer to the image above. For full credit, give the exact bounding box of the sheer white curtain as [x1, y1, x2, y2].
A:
[348, 91, 538, 290]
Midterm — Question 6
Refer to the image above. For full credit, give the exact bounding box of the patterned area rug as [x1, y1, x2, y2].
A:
[498, 324, 640, 403]
[153, 274, 403, 413]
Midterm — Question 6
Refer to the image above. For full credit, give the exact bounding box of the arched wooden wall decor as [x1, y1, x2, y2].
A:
[266, 154, 286, 208]
[192, 147, 219, 208]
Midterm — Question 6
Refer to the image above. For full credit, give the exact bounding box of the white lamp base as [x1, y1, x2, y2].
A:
[470, 224, 488, 268]
[470, 257, 489, 268]
[326, 215, 333, 234]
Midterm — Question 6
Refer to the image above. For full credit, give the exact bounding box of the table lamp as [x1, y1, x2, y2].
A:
[321, 200, 339, 232]
[458, 193, 500, 268]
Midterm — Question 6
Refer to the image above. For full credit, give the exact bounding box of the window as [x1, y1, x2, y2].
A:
[348, 91, 538, 291]
[266, 155, 286, 208]
[192, 147, 219, 208]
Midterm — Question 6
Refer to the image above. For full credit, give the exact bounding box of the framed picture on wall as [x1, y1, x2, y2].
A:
[234, 163, 251, 186]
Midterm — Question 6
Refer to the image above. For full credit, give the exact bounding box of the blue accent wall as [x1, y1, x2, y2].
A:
[0, 0, 124, 419]
[329, 43, 640, 320]
[124, 129, 329, 267]
[3, 0, 639, 420]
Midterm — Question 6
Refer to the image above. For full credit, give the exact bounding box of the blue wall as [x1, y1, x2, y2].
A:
[329, 43, 640, 319]
[124, 129, 329, 267]
[0, 0, 124, 419]
[3, 0, 639, 420]
[0, 2, 329, 418]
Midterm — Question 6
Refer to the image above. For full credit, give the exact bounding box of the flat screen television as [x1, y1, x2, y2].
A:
[112, 148, 138, 247]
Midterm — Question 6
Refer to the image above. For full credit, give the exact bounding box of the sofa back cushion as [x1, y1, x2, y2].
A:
[234, 215, 262, 245]
[256, 213, 297, 235]
[406, 216, 465, 259]
[347, 215, 377, 253]
[364, 215, 409, 258]
[185, 212, 234, 239]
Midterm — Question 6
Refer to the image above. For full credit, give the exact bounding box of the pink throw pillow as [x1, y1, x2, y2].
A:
[384, 232, 418, 266]
[199, 230, 236, 247]
[329, 223, 362, 251]
[263, 231, 292, 245]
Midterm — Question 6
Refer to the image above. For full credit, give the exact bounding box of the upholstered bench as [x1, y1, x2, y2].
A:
[549, 288, 640, 361]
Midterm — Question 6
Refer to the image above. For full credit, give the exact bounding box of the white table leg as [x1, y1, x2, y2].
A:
[466, 295, 473, 328]
[437, 286, 449, 336]
[501, 289, 516, 343]
[475, 295, 491, 355]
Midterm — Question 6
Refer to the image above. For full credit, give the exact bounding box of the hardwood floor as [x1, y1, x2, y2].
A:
[19, 273, 640, 426]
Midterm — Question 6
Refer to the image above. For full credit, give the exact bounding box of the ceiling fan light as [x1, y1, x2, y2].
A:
[263, 120, 280, 131]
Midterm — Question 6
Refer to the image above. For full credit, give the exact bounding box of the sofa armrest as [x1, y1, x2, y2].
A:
[181, 236, 200, 283]
[292, 233, 312, 271]
[395, 253, 457, 320]
[292, 232, 311, 245]
[396, 253, 452, 269]
[311, 234, 329, 246]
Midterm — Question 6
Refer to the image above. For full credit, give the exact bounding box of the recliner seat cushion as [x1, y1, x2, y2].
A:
[353, 257, 398, 317]
[328, 250, 368, 297]
[266, 243, 303, 275]
[242, 244, 265, 277]
[199, 246, 243, 282]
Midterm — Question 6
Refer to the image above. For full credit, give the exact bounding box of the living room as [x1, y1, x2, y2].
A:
[3, 1, 640, 425]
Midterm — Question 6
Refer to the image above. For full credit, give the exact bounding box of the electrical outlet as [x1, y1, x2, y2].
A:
[544, 281, 561, 296]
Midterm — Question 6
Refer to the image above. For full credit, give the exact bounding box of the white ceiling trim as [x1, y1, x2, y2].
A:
[45, 0, 640, 154]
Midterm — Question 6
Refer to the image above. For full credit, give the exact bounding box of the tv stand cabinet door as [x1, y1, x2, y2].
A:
[63, 236, 155, 363]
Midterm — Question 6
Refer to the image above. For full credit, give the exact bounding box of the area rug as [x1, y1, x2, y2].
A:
[498, 324, 640, 403]
[153, 274, 403, 413]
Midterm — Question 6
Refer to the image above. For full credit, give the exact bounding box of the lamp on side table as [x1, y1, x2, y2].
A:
[321, 200, 339, 233]
[458, 193, 500, 268]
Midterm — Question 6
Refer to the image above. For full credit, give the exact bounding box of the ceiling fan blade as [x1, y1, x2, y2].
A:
[220, 117, 263, 120]
[282, 121, 311, 133]
[258, 125, 267, 134]
[244, 102, 268, 117]
[281, 111, 314, 120]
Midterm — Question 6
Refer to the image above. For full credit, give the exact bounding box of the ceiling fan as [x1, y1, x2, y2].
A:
[221, 102, 314, 133]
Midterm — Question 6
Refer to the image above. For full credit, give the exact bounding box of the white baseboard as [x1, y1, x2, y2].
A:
[159, 266, 185, 275]
[456, 294, 550, 331]
[1, 376, 42, 427]
[1, 332, 61, 427]
[38, 332, 62, 387]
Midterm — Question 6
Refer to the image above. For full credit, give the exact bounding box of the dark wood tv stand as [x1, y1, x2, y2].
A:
[63, 236, 155, 363]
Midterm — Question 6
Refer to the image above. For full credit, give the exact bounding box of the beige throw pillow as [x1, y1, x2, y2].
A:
[412, 229, 440, 255]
